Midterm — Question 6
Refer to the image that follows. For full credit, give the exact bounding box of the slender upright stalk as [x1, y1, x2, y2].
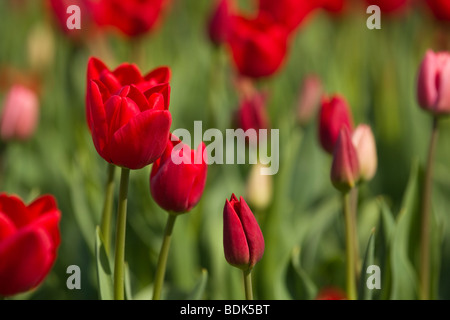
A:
[113, 168, 130, 300]
[100, 163, 116, 255]
[152, 213, 177, 300]
[243, 269, 253, 300]
[344, 191, 357, 300]
[350, 187, 361, 280]
[420, 116, 439, 300]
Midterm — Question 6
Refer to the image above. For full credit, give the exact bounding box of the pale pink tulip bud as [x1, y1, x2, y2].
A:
[245, 163, 273, 210]
[417, 49, 450, 115]
[352, 124, 377, 182]
[330, 126, 360, 192]
[297, 74, 322, 126]
[0, 85, 39, 141]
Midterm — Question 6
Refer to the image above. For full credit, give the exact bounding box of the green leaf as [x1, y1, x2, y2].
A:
[124, 262, 133, 301]
[286, 246, 318, 300]
[95, 226, 114, 300]
[186, 269, 209, 300]
[358, 230, 376, 300]
[389, 162, 420, 300]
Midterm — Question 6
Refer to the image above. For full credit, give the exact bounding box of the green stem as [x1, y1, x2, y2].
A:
[420, 116, 439, 300]
[113, 168, 130, 300]
[350, 187, 361, 280]
[344, 191, 357, 300]
[100, 163, 116, 255]
[243, 269, 253, 300]
[152, 213, 177, 300]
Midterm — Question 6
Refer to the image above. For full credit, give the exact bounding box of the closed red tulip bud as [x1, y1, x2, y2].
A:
[90, 0, 168, 37]
[417, 50, 450, 116]
[150, 135, 207, 213]
[352, 124, 377, 182]
[297, 74, 323, 126]
[223, 194, 264, 271]
[227, 13, 289, 78]
[208, 0, 233, 46]
[0, 85, 39, 141]
[426, 0, 450, 21]
[330, 126, 360, 192]
[366, 0, 409, 13]
[0, 194, 61, 297]
[315, 287, 347, 300]
[319, 95, 354, 154]
[236, 91, 270, 134]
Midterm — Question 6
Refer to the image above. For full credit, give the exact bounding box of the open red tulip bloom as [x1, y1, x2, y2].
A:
[86, 57, 172, 170]
[150, 135, 208, 213]
[223, 194, 264, 271]
[0, 194, 61, 297]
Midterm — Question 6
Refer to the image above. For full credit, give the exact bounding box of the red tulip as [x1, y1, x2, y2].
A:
[223, 194, 264, 271]
[315, 287, 347, 300]
[0, 194, 61, 297]
[366, 0, 409, 14]
[86, 57, 172, 170]
[0, 85, 39, 141]
[150, 135, 207, 213]
[319, 95, 354, 154]
[89, 0, 168, 37]
[226, 13, 289, 78]
[426, 0, 450, 21]
[417, 50, 450, 116]
[330, 126, 360, 192]
[258, 0, 316, 33]
[208, 0, 234, 46]
[236, 90, 270, 134]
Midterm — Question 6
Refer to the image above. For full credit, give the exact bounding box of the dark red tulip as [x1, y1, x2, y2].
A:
[0, 194, 61, 297]
[366, 0, 409, 14]
[330, 127, 360, 192]
[223, 194, 264, 271]
[315, 287, 347, 300]
[236, 90, 270, 134]
[86, 57, 172, 170]
[258, 0, 316, 33]
[150, 135, 207, 213]
[226, 13, 289, 78]
[426, 0, 450, 21]
[208, 0, 234, 46]
[318, 95, 354, 154]
[89, 0, 168, 37]
[47, 0, 94, 38]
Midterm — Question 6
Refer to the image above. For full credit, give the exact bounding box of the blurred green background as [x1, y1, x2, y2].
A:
[1, 0, 450, 300]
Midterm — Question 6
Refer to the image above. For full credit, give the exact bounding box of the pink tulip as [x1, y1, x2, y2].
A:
[0, 85, 39, 141]
[352, 124, 377, 182]
[417, 50, 450, 116]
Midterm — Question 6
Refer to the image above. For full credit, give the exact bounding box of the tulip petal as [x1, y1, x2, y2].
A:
[435, 54, 450, 113]
[0, 228, 55, 296]
[30, 210, 61, 249]
[109, 109, 171, 169]
[237, 196, 265, 268]
[144, 83, 171, 110]
[0, 194, 31, 228]
[0, 212, 16, 241]
[144, 66, 171, 85]
[87, 57, 109, 81]
[88, 80, 109, 157]
[112, 63, 144, 86]
[418, 50, 439, 110]
[223, 199, 250, 268]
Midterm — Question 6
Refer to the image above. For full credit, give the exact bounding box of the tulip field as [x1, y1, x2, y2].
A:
[2, 0, 450, 302]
